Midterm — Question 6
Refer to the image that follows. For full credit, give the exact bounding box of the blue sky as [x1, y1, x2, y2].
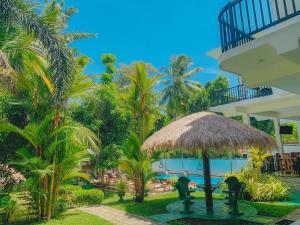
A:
[67, 0, 239, 87]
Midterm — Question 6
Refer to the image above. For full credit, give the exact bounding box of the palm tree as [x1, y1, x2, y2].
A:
[123, 62, 161, 141]
[118, 133, 156, 203]
[161, 55, 202, 119]
[0, 115, 99, 218]
[0, 0, 75, 102]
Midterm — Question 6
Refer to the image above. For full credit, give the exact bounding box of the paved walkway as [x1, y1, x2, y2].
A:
[80, 206, 167, 225]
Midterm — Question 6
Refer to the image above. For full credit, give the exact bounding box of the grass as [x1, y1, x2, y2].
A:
[103, 191, 300, 219]
[246, 201, 300, 218]
[103, 191, 223, 217]
[30, 210, 114, 225]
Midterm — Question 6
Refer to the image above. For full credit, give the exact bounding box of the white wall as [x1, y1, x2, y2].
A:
[283, 144, 300, 153]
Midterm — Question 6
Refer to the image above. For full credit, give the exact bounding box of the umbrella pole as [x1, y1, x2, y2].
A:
[201, 144, 213, 212]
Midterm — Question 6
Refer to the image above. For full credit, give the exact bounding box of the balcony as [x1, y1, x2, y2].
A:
[219, 0, 300, 52]
[210, 85, 273, 107]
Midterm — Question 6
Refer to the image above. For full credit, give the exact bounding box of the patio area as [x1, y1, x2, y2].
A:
[150, 199, 273, 224]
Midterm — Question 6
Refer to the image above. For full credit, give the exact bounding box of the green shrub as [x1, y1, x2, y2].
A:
[222, 148, 290, 202]
[60, 185, 104, 207]
[73, 189, 104, 206]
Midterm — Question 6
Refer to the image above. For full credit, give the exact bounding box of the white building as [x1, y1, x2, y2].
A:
[211, 0, 300, 153]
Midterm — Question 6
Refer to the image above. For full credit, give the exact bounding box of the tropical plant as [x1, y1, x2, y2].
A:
[161, 55, 202, 118]
[187, 89, 210, 113]
[122, 62, 161, 141]
[116, 179, 128, 202]
[119, 134, 157, 203]
[0, 114, 99, 219]
[0, 0, 75, 102]
[223, 148, 290, 202]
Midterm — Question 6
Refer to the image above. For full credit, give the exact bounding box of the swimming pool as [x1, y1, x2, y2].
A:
[153, 158, 247, 177]
[156, 174, 224, 185]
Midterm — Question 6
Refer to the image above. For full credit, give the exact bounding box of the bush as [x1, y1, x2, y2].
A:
[222, 147, 290, 202]
[244, 174, 290, 202]
[60, 185, 104, 207]
[73, 189, 104, 206]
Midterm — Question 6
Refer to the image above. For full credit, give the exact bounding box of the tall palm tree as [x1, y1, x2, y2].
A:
[161, 55, 202, 119]
[119, 133, 156, 203]
[124, 62, 161, 141]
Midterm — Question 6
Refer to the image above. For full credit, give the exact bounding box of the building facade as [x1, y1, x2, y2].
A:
[212, 0, 300, 153]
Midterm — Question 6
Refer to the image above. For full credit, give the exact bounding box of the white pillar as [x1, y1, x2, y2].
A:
[242, 113, 250, 125]
[242, 113, 250, 160]
[274, 117, 283, 153]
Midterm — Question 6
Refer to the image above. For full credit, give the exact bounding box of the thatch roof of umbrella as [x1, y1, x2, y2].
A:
[143, 112, 276, 153]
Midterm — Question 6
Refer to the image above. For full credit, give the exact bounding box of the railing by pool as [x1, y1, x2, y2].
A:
[219, 0, 300, 52]
[210, 84, 273, 107]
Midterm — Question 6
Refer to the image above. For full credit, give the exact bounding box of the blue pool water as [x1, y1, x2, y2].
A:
[153, 158, 247, 184]
[156, 174, 224, 185]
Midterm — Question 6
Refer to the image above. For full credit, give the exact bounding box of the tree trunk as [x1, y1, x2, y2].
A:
[134, 175, 144, 203]
[54, 163, 63, 207]
[47, 109, 60, 219]
[47, 153, 56, 219]
[202, 144, 213, 212]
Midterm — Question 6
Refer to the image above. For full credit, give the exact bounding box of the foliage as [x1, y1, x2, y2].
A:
[60, 185, 104, 207]
[223, 148, 290, 202]
[116, 179, 128, 202]
[204, 75, 230, 94]
[73, 189, 104, 206]
[119, 133, 157, 203]
[101, 53, 117, 83]
[0, 0, 75, 102]
[187, 89, 210, 113]
[250, 117, 275, 137]
[71, 54, 132, 182]
[122, 62, 161, 141]
[161, 55, 202, 118]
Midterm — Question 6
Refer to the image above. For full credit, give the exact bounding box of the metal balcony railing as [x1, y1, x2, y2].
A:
[210, 85, 273, 107]
[219, 0, 300, 52]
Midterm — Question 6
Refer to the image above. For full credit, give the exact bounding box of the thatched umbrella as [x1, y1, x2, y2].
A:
[142, 112, 276, 212]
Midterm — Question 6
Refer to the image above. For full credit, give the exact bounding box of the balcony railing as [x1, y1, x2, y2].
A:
[219, 0, 300, 52]
[210, 85, 273, 107]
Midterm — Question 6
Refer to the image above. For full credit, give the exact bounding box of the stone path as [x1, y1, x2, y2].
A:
[80, 206, 167, 225]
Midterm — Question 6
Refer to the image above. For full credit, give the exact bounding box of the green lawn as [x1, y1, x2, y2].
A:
[103, 191, 300, 219]
[31, 210, 114, 225]
[103, 191, 223, 217]
[246, 201, 300, 218]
